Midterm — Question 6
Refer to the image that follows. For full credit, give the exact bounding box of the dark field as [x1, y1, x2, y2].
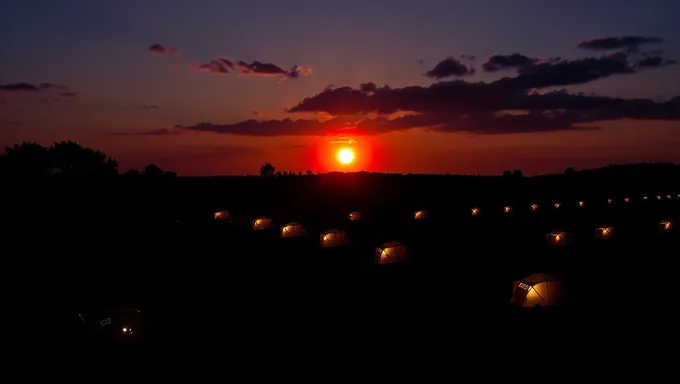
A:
[7, 168, 680, 358]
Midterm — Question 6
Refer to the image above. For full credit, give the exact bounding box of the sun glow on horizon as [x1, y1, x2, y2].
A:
[337, 148, 355, 164]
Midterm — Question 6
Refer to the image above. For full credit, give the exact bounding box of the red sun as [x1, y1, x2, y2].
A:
[337, 148, 355, 165]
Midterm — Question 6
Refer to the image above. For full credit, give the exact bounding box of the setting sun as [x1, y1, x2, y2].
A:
[337, 148, 355, 165]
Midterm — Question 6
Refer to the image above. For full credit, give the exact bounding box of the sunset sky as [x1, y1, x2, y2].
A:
[1, 0, 679, 176]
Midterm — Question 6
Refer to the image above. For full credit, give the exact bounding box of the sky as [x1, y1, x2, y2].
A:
[1, 0, 679, 176]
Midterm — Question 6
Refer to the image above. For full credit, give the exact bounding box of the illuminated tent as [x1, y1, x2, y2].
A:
[660, 220, 672, 232]
[252, 217, 275, 231]
[578, 201, 585, 207]
[504, 206, 512, 213]
[511, 274, 563, 307]
[607, 199, 613, 204]
[375, 241, 408, 264]
[320, 229, 350, 248]
[79, 307, 144, 340]
[547, 230, 567, 246]
[214, 210, 229, 221]
[349, 211, 363, 221]
[595, 226, 614, 239]
[281, 222, 305, 238]
[554, 202, 561, 209]
[471, 207, 481, 216]
[414, 210, 428, 219]
[624, 197, 631, 203]
[531, 204, 540, 211]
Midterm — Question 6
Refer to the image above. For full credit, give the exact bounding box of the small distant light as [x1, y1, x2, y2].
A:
[607, 199, 613, 204]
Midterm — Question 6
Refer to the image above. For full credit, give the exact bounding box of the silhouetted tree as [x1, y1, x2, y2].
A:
[0, 141, 52, 177]
[306, 170, 313, 175]
[51, 141, 118, 176]
[275, 171, 282, 177]
[0, 140, 118, 177]
[142, 164, 164, 177]
[564, 167, 575, 174]
[124, 169, 141, 177]
[512, 169, 523, 178]
[260, 162, 276, 177]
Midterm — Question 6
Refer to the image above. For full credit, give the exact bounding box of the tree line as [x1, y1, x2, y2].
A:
[0, 141, 175, 178]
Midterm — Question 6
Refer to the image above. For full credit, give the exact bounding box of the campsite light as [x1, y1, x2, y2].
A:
[595, 226, 613, 239]
[667, 195, 672, 200]
[375, 241, 408, 264]
[643, 196, 649, 201]
[531, 204, 539, 211]
[578, 201, 585, 207]
[624, 198, 631, 203]
[677, 194, 680, 199]
[504, 206, 512, 213]
[281, 222, 304, 237]
[554, 202, 561, 209]
[214, 210, 229, 220]
[547, 231, 567, 246]
[471, 207, 480, 216]
[657, 196, 662, 200]
[660, 220, 672, 231]
[320, 229, 350, 248]
[511, 274, 563, 307]
[607, 199, 613, 204]
[414, 210, 428, 219]
[348, 212, 363, 221]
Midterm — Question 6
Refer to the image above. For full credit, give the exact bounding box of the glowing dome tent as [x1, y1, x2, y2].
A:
[79, 307, 144, 340]
[660, 220, 672, 232]
[348, 211, 363, 221]
[578, 201, 585, 207]
[414, 210, 428, 220]
[595, 226, 614, 239]
[281, 222, 305, 238]
[547, 230, 567, 246]
[320, 229, 350, 248]
[607, 199, 613, 204]
[471, 207, 481, 216]
[554, 202, 561, 209]
[253, 217, 275, 231]
[375, 241, 408, 264]
[511, 274, 563, 307]
[530, 204, 539, 211]
[504, 206, 512, 213]
[214, 210, 229, 221]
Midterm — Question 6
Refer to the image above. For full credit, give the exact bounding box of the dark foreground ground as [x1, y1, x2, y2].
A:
[4, 175, 680, 365]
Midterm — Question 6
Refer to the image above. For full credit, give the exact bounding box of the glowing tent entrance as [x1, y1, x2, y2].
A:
[281, 222, 305, 238]
[375, 241, 408, 264]
[511, 274, 563, 307]
[320, 229, 350, 248]
[253, 217, 275, 231]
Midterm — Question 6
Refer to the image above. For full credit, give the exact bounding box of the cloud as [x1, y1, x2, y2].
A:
[111, 128, 181, 136]
[137, 104, 160, 111]
[0, 82, 76, 98]
[424, 57, 475, 79]
[189, 57, 312, 79]
[178, 37, 679, 136]
[148, 43, 179, 54]
[578, 36, 664, 50]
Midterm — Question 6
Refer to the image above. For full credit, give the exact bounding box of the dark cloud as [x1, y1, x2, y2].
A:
[179, 39, 679, 136]
[148, 43, 179, 54]
[111, 128, 181, 136]
[0, 82, 76, 99]
[0, 83, 41, 92]
[424, 57, 475, 79]
[578, 36, 663, 50]
[189, 57, 312, 79]
[482, 53, 542, 72]
[179, 118, 354, 136]
[137, 104, 161, 111]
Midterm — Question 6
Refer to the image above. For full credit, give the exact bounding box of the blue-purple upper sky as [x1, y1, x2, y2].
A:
[1, 0, 679, 175]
